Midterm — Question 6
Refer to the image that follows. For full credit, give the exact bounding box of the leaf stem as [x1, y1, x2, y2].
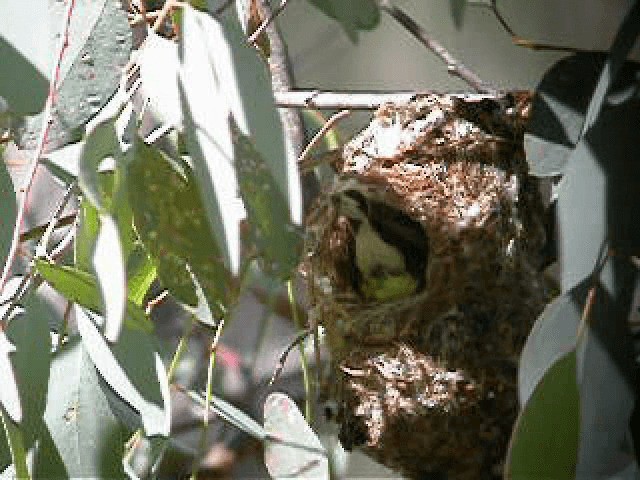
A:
[287, 279, 312, 422]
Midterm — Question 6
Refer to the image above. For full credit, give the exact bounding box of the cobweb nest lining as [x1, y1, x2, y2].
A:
[302, 93, 549, 479]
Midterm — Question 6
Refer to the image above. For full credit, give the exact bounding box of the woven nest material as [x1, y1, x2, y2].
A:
[302, 93, 550, 479]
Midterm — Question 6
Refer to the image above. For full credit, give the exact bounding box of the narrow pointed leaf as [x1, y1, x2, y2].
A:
[77, 307, 169, 437]
[179, 8, 245, 275]
[34, 259, 151, 333]
[126, 137, 230, 315]
[93, 214, 125, 342]
[0, 157, 16, 277]
[42, 338, 127, 478]
[505, 352, 580, 479]
[0, 331, 20, 424]
[0, 408, 29, 480]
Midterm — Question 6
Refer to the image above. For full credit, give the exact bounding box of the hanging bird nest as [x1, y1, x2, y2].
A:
[301, 92, 551, 479]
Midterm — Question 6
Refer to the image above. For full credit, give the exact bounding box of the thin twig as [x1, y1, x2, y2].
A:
[152, 0, 176, 33]
[269, 328, 312, 386]
[274, 89, 523, 110]
[471, 0, 584, 53]
[19, 212, 76, 243]
[248, 0, 289, 45]
[0, 0, 76, 296]
[35, 182, 77, 260]
[377, 0, 494, 93]
[297, 109, 351, 166]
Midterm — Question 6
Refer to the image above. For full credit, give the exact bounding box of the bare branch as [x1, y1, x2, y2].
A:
[298, 109, 351, 166]
[377, 0, 495, 93]
[274, 89, 524, 110]
[471, 0, 584, 52]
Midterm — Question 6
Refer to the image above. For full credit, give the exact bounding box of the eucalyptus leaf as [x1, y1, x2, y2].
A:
[307, 0, 380, 42]
[518, 288, 584, 405]
[16, 0, 131, 151]
[573, 258, 637, 478]
[525, 53, 640, 178]
[93, 214, 126, 343]
[0, 157, 16, 285]
[0, 0, 48, 114]
[188, 390, 267, 440]
[0, 409, 29, 480]
[76, 307, 169, 437]
[4, 281, 54, 450]
[0, 331, 20, 424]
[34, 259, 152, 334]
[263, 392, 328, 479]
[505, 351, 580, 480]
[41, 337, 127, 478]
[234, 126, 302, 278]
[179, 7, 245, 275]
[126, 137, 231, 316]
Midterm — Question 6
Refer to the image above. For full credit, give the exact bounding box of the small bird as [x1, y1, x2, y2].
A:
[332, 188, 428, 302]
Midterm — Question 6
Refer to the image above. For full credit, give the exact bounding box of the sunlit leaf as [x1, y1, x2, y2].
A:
[187, 390, 266, 440]
[179, 7, 245, 275]
[264, 392, 328, 479]
[0, 0, 48, 114]
[16, 0, 131, 151]
[126, 246, 157, 307]
[307, 0, 380, 42]
[34, 259, 151, 333]
[93, 214, 125, 342]
[0, 331, 20, 424]
[135, 32, 182, 138]
[76, 307, 169, 437]
[0, 157, 16, 286]
[505, 352, 579, 480]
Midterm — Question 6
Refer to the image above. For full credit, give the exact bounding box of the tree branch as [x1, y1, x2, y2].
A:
[274, 89, 524, 110]
[377, 0, 495, 93]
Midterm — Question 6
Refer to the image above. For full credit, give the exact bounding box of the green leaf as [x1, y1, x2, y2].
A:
[187, 390, 267, 440]
[178, 8, 244, 275]
[525, 53, 640, 178]
[76, 307, 170, 437]
[233, 126, 302, 278]
[126, 138, 231, 316]
[307, 0, 380, 42]
[518, 290, 582, 405]
[0, 330, 20, 424]
[505, 352, 580, 480]
[78, 119, 121, 212]
[0, 0, 48, 114]
[5, 281, 54, 443]
[0, 408, 29, 480]
[264, 392, 328, 479]
[34, 259, 152, 333]
[40, 338, 127, 478]
[0, 156, 16, 283]
[126, 246, 157, 307]
[16, 0, 131, 151]
[93, 214, 126, 342]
